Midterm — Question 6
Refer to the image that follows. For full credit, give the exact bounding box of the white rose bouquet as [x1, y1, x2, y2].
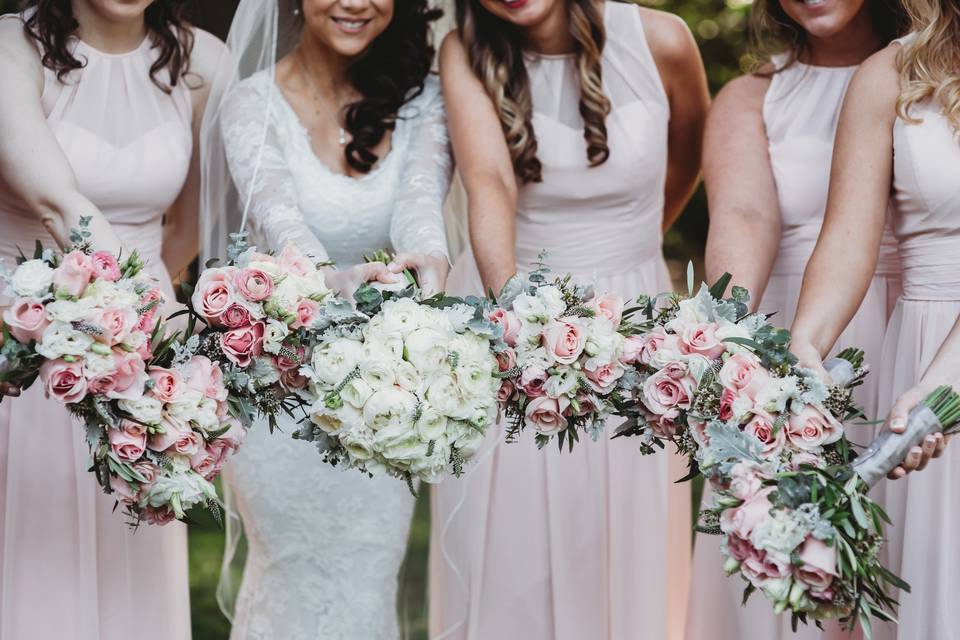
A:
[295, 266, 500, 486]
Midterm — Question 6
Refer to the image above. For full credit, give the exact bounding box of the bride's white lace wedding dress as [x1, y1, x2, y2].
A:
[219, 71, 451, 640]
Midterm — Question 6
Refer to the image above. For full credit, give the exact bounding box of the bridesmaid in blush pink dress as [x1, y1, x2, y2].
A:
[0, 4, 225, 638]
[790, 10, 960, 640]
[430, 1, 709, 639]
[690, 1, 904, 637]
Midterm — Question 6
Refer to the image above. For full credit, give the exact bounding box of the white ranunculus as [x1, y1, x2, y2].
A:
[425, 374, 472, 420]
[312, 338, 363, 386]
[375, 422, 428, 464]
[404, 326, 450, 373]
[262, 319, 289, 355]
[359, 354, 397, 391]
[11, 259, 54, 297]
[448, 419, 485, 457]
[544, 368, 581, 398]
[442, 304, 475, 332]
[394, 360, 423, 394]
[512, 293, 549, 324]
[83, 352, 116, 379]
[267, 278, 301, 317]
[410, 434, 451, 482]
[35, 322, 95, 359]
[448, 332, 493, 367]
[755, 376, 801, 414]
[536, 285, 567, 318]
[140, 472, 217, 512]
[44, 298, 96, 323]
[362, 387, 418, 432]
[118, 396, 164, 425]
[166, 389, 205, 422]
[455, 360, 497, 400]
[373, 298, 422, 338]
[416, 404, 448, 442]
[340, 377, 374, 409]
[310, 401, 347, 435]
[340, 426, 376, 462]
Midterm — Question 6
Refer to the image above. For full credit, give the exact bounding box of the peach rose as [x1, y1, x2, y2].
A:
[3, 297, 49, 343]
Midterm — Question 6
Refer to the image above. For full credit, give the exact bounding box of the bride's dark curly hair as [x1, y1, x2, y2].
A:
[20, 0, 194, 93]
[297, 0, 442, 173]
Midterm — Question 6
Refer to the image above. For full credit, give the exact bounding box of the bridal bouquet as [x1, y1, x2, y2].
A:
[0, 218, 164, 400]
[492, 261, 639, 450]
[187, 236, 333, 429]
[295, 262, 500, 485]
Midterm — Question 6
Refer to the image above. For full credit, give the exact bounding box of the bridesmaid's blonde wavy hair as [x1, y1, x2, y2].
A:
[896, 0, 960, 132]
[455, 0, 611, 183]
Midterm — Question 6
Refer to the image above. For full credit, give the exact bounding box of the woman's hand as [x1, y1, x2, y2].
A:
[322, 263, 401, 299]
[883, 382, 950, 479]
[387, 251, 449, 297]
[789, 339, 833, 384]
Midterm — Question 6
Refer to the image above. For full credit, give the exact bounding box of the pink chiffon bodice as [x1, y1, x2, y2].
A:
[0, 28, 192, 270]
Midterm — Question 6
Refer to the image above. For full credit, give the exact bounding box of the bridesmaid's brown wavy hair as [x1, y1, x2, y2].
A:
[896, 0, 960, 133]
[750, 0, 906, 70]
[20, 0, 194, 93]
[455, 0, 611, 183]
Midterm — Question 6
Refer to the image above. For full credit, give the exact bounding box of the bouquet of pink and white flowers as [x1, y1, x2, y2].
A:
[186, 235, 333, 430]
[295, 272, 500, 486]
[491, 261, 640, 450]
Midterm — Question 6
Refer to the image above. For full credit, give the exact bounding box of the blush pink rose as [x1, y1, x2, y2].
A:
[90, 251, 121, 281]
[108, 425, 147, 462]
[654, 407, 681, 437]
[190, 442, 225, 480]
[143, 506, 176, 526]
[787, 404, 843, 451]
[110, 475, 138, 504]
[280, 368, 308, 390]
[679, 322, 726, 360]
[744, 408, 786, 457]
[52, 250, 93, 297]
[105, 352, 149, 400]
[132, 461, 160, 489]
[488, 308, 521, 347]
[93, 306, 138, 345]
[181, 355, 228, 401]
[573, 392, 598, 417]
[689, 417, 710, 447]
[148, 366, 184, 403]
[278, 244, 313, 277]
[591, 293, 624, 327]
[217, 418, 247, 449]
[719, 387, 737, 421]
[292, 298, 320, 329]
[173, 430, 203, 457]
[719, 487, 774, 539]
[221, 322, 265, 367]
[620, 335, 645, 365]
[40, 358, 87, 403]
[3, 297, 49, 343]
[274, 346, 304, 372]
[495, 348, 517, 373]
[724, 534, 756, 563]
[642, 365, 694, 415]
[220, 303, 252, 329]
[496, 380, 515, 404]
[191, 269, 234, 323]
[796, 536, 837, 599]
[149, 414, 190, 452]
[719, 353, 768, 399]
[542, 318, 587, 365]
[519, 365, 548, 398]
[740, 549, 791, 588]
[234, 268, 273, 302]
[728, 462, 764, 500]
[524, 396, 570, 436]
[585, 361, 624, 394]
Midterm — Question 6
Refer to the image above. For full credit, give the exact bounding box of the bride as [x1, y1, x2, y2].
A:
[199, 0, 453, 637]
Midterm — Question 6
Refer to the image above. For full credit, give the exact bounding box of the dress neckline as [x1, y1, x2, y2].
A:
[73, 33, 152, 59]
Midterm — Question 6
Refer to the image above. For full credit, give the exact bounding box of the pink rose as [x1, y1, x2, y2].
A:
[638, 327, 682, 366]
[108, 424, 147, 462]
[719, 487, 774, 539]
[110, 475, 138, 504]
[787, 404, 843, 451]
[591, 293, 624, 327]
[585, 361, 624, 394]
[217, 418, 247, 449]
[620, 335, 645, 365]
[90, 251, 121, 281]
[519, 365, 548, 398]
[181, 355, 227, 401]
[136, 288, 165, 333]
[280, 368, 308, 390]
[132, 461, 161, 488]
[278, 244, 312, 277]
[292, 298, 320, 329]
[148, 366, 184, 403]
[573, 392, 599, 417]
[740, 548, 791, 588]
[689, 417, 710, 447]
[495, 348, 516, 373]
[524, 396, 570, 436]
[103, 351, 149, 400]
[191, 441, 231, 480]
[233, 268, 273, 302]
[790, 450, 823, 470]
[173, 429, 203, 457]
[796, 536, 837, 599]
[642, 365, 694, 415]
[191, 269, 234, 323]
[3, 297, 49, 343]
[93, 306, 138, 345]
[744, 408, 786, 457]
[679, 322, 726, 360]
[488, 308, 521, 347]
[219, 303, 252, 329]
[719, 353, 769, 400]
[728, 462, 764, 500]
[40, 358, 87, 403]
[542, 318, 587, 365]
[143, 506, 176, 526]
[496, 380, 515, 404]
[654, 407, 681, 437]
[724, 534, 757, 563]
[220, 322, 265, 367]
[52, 250, 93, 297]
[149, 414, 190, 452]
[719, 388, 737, 421]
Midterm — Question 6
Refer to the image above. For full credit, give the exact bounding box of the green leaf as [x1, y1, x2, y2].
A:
[708, 272, 732, 300]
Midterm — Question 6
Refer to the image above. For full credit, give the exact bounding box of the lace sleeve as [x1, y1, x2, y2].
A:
[390, 78, 453, 259]
[220, 80, 329, 260]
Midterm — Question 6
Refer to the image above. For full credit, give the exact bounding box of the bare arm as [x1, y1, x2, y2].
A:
[439, 32, 518, 294]
[790, 45, 900, 360]
[0, 18, 123, 254]
[641, 9, 710, 232]
[702, 73, 781, 305]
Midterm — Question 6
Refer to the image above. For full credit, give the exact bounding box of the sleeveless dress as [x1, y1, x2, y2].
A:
[430, 5, 691, 638]
[870, 38, 960, 640]
[218, 72, 451, 640]
[0, 17, 192, 640]
[686, 61, 901, 640]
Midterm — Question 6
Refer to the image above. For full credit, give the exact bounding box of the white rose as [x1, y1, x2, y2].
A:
[81, 279, 138, 308]
[362, 387, 418, 432]
[11, 259, 54, 297]
[449, 333, 493, 368]
[340, 426, 376, 462]
[583, 318, 624, 364]
[512, 293, 548, 323]
[193, 397, 221, 431]
[166, 389, 205, 422]
[404, 327, 450, 373]
[35, 322, 94, 359]
[416, 404, 448, 442]
[340, 377, 374, 409]
[310, 401, 355, 435]
[715, 321, 752, 355]
[442, 304, 476, 332]
[268, 278, 302, 316]
[121, 329, 147, 352]
[311, 338, 362, 386]
[118, 396, 164, 425]
[44, 298, 96, 323]
[536, 285, 566, 318]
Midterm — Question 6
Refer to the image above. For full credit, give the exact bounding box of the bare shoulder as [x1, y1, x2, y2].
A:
[186, 27, 230, 84]
[844, 42, 901, 112]
[635, 6, 698, 66]
[439, 29, 468, 73]
[713, 72, 771, 116]
[0, 17, 41, 71]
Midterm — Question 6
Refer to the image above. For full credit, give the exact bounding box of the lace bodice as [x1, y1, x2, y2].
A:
[221, 71, 451, 265]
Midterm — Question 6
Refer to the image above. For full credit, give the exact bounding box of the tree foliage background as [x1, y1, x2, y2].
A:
[0, 0, 754, 637]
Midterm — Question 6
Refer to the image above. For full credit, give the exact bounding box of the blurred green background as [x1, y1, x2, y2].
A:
[0, 0, 753, 637]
